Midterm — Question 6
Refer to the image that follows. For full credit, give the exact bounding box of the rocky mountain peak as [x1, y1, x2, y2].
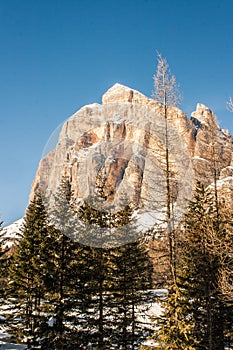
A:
[27, 84, 233, 239]
[191, 103, 219, 129]
[102, 83, 158, 107]
[3, 84, 233, 245]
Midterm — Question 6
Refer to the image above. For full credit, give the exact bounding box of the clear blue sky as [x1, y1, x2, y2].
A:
[0, 0, 233, 226]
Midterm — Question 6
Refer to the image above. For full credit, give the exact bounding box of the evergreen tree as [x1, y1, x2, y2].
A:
[182, 184, 227, 349]
[42, 177, 85, 349]
[0, 221, 7, 295]
[76, 200, 117, 349]
[40, 225, 85, 350]
[147, 230, 197, 350]
[76, 200, 153, 349]
[146, 285, 196, 350]
[149, 183, 229, 350]
[111, 239, 153, 350]
[0, 221, 10, 302]
[8, 193, 50, 347]
[207, 199, 233, 303]
[0, 221, 12, 335]
[170, 184, 225, 349]
[205, 200, 233, 347]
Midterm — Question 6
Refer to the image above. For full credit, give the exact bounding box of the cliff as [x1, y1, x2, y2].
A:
[28, 84, 233, 242]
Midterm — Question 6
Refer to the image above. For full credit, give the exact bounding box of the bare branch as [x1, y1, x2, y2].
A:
[226, 97, 233, 112]
[152, 52, 182, 107]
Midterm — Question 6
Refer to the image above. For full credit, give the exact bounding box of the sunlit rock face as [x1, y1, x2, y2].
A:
[30, 84, 233, 226]
[191, 103, 233, 187]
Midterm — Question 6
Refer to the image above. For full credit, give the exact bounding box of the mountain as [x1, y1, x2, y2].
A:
[2, 218, 23, 250]
[3, 84, 233, 242]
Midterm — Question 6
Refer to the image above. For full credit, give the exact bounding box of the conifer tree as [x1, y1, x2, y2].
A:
[215, 204, 233, 303]
[147, 235, 197, 350]
[77, 199, 153, 349]
[111, 239, 153, 349]
[42, 177, 84, 349]
[0, 222, 6, 293]
[149, 183, 229, 350]
[8, 193, 50, 347]
[0, 221, 10, 300]
[205, 200, 233, 347]
[152, 52, 182, 284]
[76, 200, 117, 349]
[0, 221, 11, 333]
[146, 286, 196, 350]
[179, 184, 226, 349]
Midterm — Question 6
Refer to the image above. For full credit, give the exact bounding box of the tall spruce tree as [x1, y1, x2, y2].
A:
[149, 183, 229, 350]
[0, 221, 10, 302]
[0, 221, 6, 294]
[8, 193, 50, 347]
[76, 200, 117, 349]
[147, 232, 197, 350]
[110, 240, 153, 350]
[42, 177, 85, 350]
[145, 285, 196, 350]
[179, 184, 228, 349]
[172, 184, 224, 349]
[216, 203, 233, 303]
[0, 221, 12, 335]
[76, 200, 153, 349]
[204, 199, 233, 347]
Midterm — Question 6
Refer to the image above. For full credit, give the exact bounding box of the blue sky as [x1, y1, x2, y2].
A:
[0, 0, 233, 225]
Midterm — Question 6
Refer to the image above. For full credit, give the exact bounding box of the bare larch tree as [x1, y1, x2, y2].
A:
[152, 52, 181, 284]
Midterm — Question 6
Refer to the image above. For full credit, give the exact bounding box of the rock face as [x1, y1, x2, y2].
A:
[31, 84, 233, 227]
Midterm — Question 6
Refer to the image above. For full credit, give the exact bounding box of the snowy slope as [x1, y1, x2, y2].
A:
[2, 219, 23, 239]
[2, 219, 23, 248]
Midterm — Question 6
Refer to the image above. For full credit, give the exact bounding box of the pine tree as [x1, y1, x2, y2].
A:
[149, 183, 229, 350]
[0, 221, 12, 335]
[148, 286, 196, 350]
[0, 221, 10, 303]
[8, 193, 50, 347]
[42, 177, 85, 349]
[217, 204, 233, 302]
[147, 233, 197, 350]
[174, 184, 225, 349]
[0, 222, 7, 295]
[181, 184, 227, 349]
[76, 200, 116, 349]
[110, 239, 153, 349]
[205, 200, 233, 347]
[76, 199, 153, 349]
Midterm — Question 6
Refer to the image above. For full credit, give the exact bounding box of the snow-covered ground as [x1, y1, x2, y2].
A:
[2, 219, 23, 239]
[0, 290, 166, 349]
[0, 329, 26, 350]
[2, 219, 23, 249]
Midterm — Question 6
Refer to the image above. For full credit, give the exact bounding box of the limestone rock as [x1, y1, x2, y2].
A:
[102, 83, 157, 107]
[30, 84, 233, 234]
[190, 104, 233, 186]
[220, 166, 233, 179]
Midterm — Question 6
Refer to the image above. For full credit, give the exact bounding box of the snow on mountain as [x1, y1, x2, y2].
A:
[2, 218, 23, 248]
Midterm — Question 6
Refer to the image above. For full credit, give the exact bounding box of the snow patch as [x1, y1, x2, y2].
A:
[2, 219, 23, 240]
[210, 177, 233, 188]
[192, 156, 208, 162]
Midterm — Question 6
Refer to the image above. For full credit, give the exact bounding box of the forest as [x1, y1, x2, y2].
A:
[0, 54, 232, 350]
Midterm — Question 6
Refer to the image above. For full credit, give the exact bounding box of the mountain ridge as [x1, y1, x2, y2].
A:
[3, 84, 233, 239]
